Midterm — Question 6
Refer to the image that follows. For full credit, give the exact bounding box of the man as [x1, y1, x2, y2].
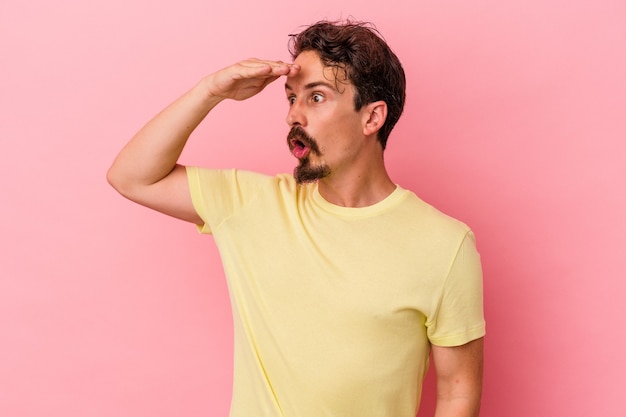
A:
[108, 20, 485, 417]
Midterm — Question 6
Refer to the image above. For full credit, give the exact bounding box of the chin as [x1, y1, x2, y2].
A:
[294, 162, 331, 184]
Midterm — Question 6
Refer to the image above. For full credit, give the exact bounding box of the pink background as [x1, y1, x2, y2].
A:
[1, 0, 625, 416]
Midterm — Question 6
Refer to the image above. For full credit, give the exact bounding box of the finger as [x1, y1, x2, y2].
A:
[285, 63, 301, 77]
[240, 59, 296, 77]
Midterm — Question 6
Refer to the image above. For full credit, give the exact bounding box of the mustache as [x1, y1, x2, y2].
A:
[287, 126, 321, 155]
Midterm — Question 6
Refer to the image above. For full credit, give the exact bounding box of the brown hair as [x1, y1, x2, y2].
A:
[289, 20, 406, 149]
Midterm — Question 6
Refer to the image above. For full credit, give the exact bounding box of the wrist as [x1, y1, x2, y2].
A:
[196, 75, 225, 106]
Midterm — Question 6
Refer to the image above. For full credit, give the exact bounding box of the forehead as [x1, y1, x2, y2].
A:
[292, 49, 324, 69]
[286, 50, 350, 92]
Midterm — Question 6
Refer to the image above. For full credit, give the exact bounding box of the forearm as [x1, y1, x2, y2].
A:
[107, 76, 221, 194]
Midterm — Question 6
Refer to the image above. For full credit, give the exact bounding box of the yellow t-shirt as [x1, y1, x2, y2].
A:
[187, 167, 485, 417]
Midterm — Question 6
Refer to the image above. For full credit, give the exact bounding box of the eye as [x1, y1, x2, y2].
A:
[287, 95, 296, 105]
[311, 93, 324, 103]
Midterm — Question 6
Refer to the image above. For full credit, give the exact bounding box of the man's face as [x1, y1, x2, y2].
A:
[285, 50, 367, 184]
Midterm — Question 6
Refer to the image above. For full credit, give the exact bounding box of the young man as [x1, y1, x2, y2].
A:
[108, 21, 485, 417]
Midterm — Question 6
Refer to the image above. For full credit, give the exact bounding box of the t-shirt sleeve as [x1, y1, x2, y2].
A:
[427, 231, 486, 346]
[186, 167, 267, 234]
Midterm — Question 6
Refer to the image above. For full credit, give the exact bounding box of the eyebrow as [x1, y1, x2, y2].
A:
[285, 81, 337, 92]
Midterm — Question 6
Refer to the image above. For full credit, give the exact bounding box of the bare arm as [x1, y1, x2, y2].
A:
[432, 337, 484, 417]
[107, 59, 300, 223]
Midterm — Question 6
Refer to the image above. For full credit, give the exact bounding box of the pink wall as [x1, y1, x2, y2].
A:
[1, 0, 624, 416]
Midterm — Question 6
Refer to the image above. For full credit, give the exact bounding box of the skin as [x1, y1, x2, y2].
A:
[107, 58, 299, 223]
[107, 52, 483, 416]
[284, 50, 394, 206]
[432, 338, 484, 417]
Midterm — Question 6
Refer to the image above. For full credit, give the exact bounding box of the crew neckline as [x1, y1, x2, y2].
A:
[311, 184, 407, 217]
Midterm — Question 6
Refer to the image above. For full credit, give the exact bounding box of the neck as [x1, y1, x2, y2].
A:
[317, 159, 396, 208]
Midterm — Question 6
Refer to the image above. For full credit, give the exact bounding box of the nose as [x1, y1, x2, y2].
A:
[286, 99, 306, 127]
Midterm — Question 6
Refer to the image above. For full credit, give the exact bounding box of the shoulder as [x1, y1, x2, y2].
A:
[187, 167, 314, 203]
[188, 167, 294, 188]
[396, 188, 472, 239]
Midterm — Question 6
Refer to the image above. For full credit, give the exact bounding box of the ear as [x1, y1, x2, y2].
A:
[362, 101, 388, 137]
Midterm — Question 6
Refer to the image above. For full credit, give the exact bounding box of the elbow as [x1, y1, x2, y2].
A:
[106, 165, 116, 189]
[106, 164, 132, 198]
[106, 164, 121, 191]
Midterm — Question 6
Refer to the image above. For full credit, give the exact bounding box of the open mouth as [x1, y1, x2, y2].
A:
[290, 138, 310, 159]
[288, 127, 320, 160]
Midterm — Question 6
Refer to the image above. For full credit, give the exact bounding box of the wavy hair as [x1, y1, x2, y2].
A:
[288, 20, 406, 149]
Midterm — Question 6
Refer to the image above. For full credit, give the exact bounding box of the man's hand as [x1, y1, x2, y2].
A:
[206, 59, 300, 101]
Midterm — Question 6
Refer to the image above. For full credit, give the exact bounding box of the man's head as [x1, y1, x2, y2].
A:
[288, 20, 406, 150]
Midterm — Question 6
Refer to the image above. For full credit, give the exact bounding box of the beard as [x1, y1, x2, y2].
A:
[287, 126, 331, 184]
[293, 158, 331, 184]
